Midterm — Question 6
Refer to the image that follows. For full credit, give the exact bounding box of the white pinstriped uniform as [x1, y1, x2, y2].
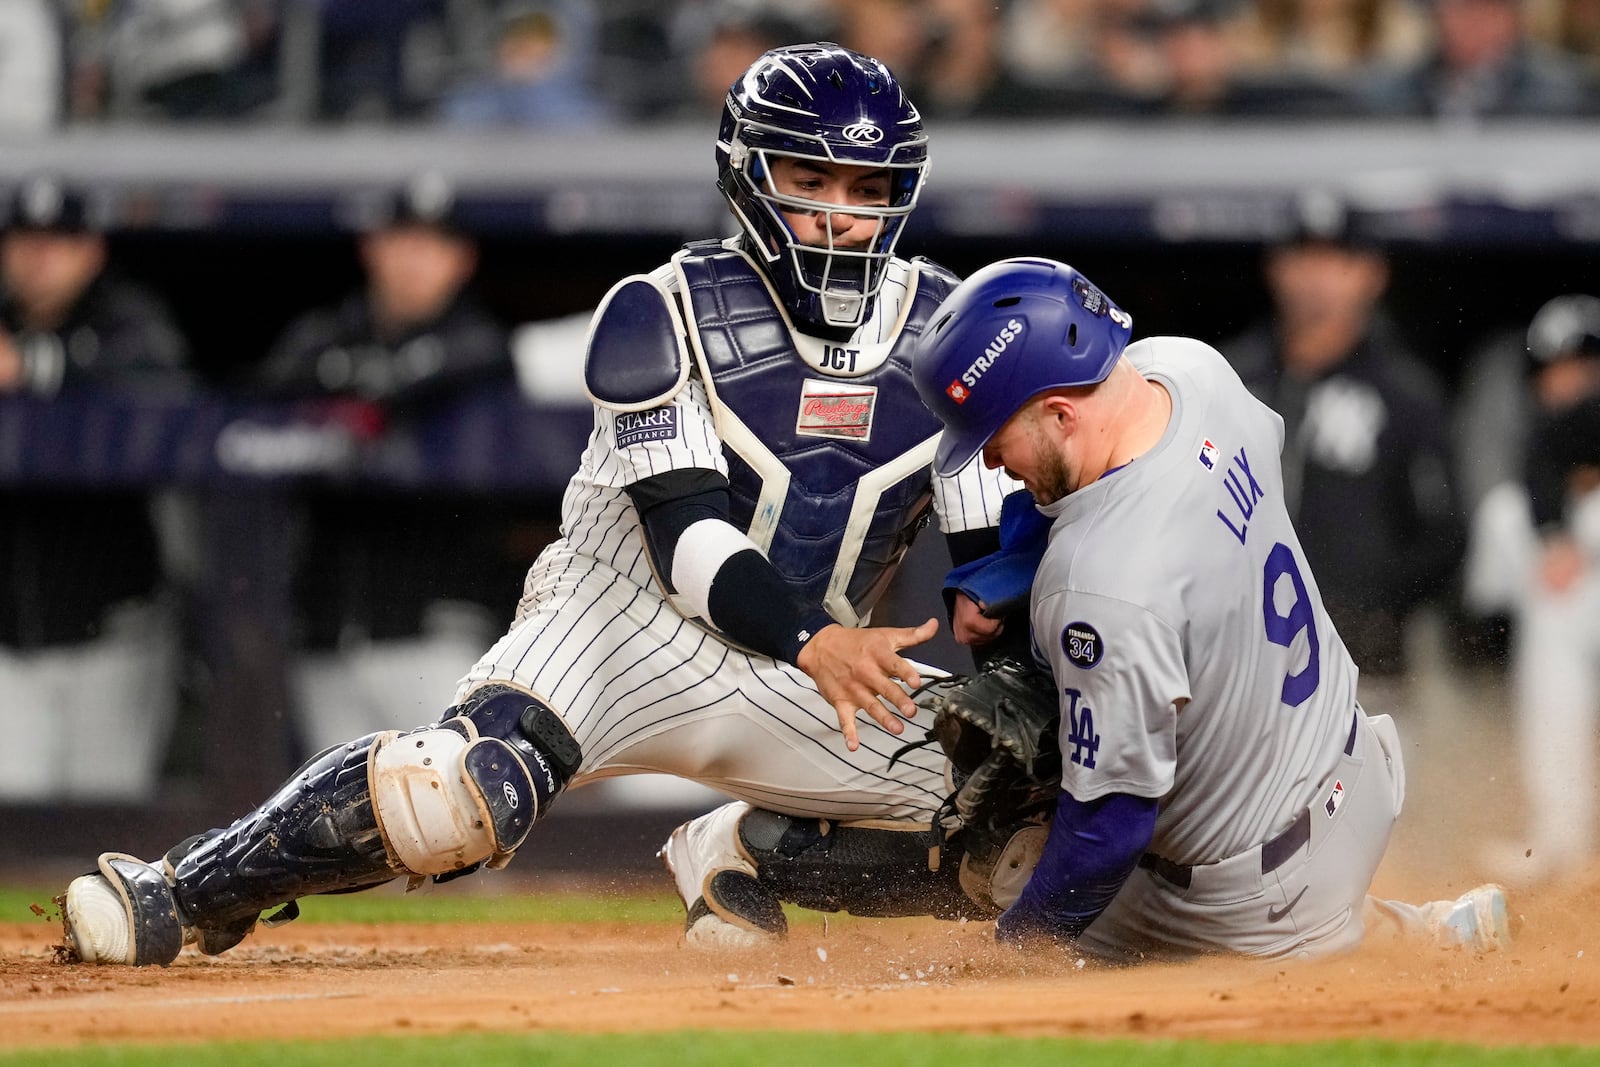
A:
[457, 255, 1019, 821]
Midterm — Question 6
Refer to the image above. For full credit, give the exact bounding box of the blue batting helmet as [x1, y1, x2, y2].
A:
[913, 258, 1134, 477]
[716, 43, 928, 332]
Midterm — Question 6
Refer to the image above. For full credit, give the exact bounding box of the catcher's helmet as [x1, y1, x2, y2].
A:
[913, 257, 1133, 477]
[716, 42, 927, 332]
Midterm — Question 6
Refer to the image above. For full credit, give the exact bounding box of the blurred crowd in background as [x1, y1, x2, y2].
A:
[4, 0, 1600, 131]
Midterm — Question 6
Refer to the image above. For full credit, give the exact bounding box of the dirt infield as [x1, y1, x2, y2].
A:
[2, 866, 1600, 1051]
[4, 672, 1599, 1051]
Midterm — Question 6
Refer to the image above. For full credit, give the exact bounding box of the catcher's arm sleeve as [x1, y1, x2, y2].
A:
[996, 790, 1158, 944]
[628, 469, 835, 665]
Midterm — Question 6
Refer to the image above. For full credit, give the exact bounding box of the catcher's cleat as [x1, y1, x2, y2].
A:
[683, 870, 788, 949]
[660, 809, 787, 950]
[1431, 883, 1511, 953]
[685, 907, 785, 950]
[62, 853, 187, 966]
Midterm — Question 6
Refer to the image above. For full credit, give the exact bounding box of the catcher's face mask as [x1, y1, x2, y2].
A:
[715, 43, 928, 332]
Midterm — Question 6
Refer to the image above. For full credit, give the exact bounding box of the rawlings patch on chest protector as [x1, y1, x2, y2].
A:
[796, 379, 877, 441]
[615, 406, 678, 448]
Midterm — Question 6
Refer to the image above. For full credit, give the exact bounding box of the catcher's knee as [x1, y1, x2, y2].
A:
[737, 809, 985, 921]
[372, 684, 583, 876]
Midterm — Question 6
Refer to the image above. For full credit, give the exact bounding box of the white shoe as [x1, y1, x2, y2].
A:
[1432, 884, 1511, 953]
[684, 910, 781, 950]
[660, 807, 787, 950]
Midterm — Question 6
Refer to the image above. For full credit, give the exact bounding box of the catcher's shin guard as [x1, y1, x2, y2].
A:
[165, 731, 404, 954]
[446, 683, 583, 821]
[738, 809, 987, 921]
[62, 734, 395, 964]
[73, 687, 584, 963]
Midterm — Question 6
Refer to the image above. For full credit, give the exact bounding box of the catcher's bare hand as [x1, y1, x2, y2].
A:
[951, 592, 1004, 646]
[797, 618, 938, 751]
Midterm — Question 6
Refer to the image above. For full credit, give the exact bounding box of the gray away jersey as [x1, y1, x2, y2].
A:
[1032, 336, 1360, 867]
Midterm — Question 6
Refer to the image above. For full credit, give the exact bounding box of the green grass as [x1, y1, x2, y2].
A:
[0, 882, 686, 927]
[1, 888, 61, 925]
[1, 1033, 1596, 1067]
[1, 883, 862, 928]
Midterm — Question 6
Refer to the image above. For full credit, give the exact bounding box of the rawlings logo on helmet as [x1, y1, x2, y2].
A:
[842, 122, 884, 144]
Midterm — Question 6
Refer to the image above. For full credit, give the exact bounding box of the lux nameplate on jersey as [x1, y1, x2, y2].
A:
[1212, 445, 1267, 546]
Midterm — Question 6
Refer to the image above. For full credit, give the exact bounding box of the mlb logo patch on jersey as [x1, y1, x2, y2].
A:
[1198, 439, 1219, 470]
[615, 406, 678, 448]
[797, 379, 877, 441]
[1325, 779, 1345, 818]
[1061, 622, 1103, 669]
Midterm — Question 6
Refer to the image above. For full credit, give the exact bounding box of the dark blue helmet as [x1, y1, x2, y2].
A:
[716, 43, 927, 331]
[913, 258, 1134, 477]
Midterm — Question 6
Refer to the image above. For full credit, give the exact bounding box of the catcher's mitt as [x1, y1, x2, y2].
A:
[903, 658, 1062, 914]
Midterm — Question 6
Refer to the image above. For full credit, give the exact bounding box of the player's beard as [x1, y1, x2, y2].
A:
[1021, 416, 1074, 505]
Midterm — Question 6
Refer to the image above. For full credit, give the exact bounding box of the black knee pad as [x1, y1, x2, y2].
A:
[446, 684, 583, 803]
[737, 809, 986, 921]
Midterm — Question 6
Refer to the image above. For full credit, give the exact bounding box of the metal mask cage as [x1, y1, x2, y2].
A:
[726, 122, 926, 330]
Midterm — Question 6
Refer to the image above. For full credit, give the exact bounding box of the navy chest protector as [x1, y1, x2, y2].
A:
[675, 243, 956, 625]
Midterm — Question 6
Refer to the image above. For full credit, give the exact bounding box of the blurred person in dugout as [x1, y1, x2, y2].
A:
[1230, 0, 1430, 76]
[1221, 192, 1463, 720]
[831, 0, 1066, 117]
[0, 176, 193, 802]
[1464, 296, 1600, 884]
[252, 173, 520, 756]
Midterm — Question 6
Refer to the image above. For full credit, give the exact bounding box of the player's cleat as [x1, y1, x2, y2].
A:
[660, 810, 787, 950]
[1431, 883, 1510, 953]
[681, 870, 788, 949]
[688, 895, 787, 953]
[62, 853, 187, 966]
